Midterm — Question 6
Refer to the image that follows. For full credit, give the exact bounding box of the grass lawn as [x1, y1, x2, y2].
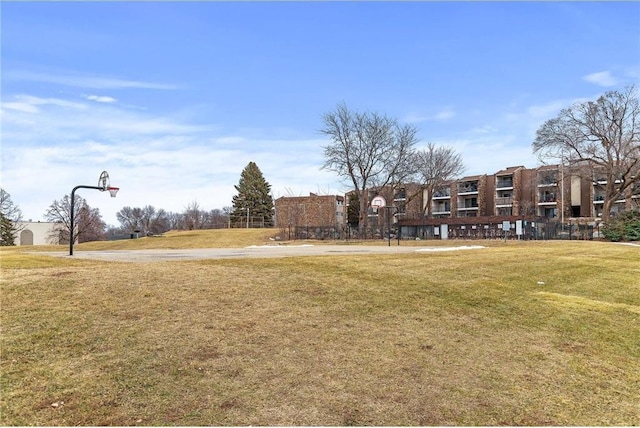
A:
[1, 231, 639, 425]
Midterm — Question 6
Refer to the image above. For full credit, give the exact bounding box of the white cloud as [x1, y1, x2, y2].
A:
[4, 70, 180, 90]
[1, 90, 341, 226]
[1, 102, 39, 113]
[10, 94, 88, 110]
[583, 70, 618, 87]
[84, 94, 117, 103]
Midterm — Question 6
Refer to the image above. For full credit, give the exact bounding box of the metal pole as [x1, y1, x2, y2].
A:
[561, 161, 565, 232]
[387, 207, 391, 247]
[70, 187, 77, 256]
[69, 185, 104, 256]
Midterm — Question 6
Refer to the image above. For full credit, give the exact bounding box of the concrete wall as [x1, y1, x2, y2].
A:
[14, 222, 60, 245]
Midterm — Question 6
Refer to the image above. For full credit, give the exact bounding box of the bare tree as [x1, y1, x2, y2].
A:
[204, 208, 230, 229]
[412, 142, 465, 217]
[117, 206, 144, 233]
[533, 86, 640, 221]
[117, 205, 170, 236]
[321, 103, 419, 234]
[183, 200, 204, 230]
[0, 188, 24, 246]
[166, 211, 185, 230]
[45, 195, 106, 243]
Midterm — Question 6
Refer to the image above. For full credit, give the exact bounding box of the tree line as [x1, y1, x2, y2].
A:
[0, 188, 233, 245]
[1, 86, 638, 245]
[0, 161, 274, 246]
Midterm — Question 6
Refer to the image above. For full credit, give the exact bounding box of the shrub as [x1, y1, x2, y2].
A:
[602, 209, 640, 241]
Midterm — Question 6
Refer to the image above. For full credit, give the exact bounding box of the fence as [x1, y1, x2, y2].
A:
[276, 218, 603, 242]
[229, 216, 273, 229]
[399, 218, 601, 241]
[278, 224, 400, 241]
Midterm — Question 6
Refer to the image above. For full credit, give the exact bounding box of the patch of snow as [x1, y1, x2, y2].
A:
[245, 244, 315, 249]
[415, 245, 486, 252]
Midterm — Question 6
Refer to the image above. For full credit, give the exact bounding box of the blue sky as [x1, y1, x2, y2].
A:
[2, 1, 639, 226]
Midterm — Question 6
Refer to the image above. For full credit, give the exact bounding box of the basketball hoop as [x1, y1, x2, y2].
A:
[69, 171, 119, 256]
[371, 195, 386, 209]
[107, 187, 119, 198]
[98, 171, 110, 191]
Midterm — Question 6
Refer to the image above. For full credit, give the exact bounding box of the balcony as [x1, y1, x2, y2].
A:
[495, 197, 514, 206]
[432, 210, 451, 216]
[458, 184, 478, 195]
[432, 189, 451, 199]
[393, 189, 407, 201]
[458, 200, 478, 212]
[496, 177, 514, 189]
[537, 175, 558, 187]
[432, 202, 451, 215]
[538, 194, 557, 204]
[593, 177, 623, 185]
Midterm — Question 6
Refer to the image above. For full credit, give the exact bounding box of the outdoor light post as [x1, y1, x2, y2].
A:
[69, 171, 118, 256]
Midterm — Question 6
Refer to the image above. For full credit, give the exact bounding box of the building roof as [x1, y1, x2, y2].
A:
[275, 193, 343, 201]
[495, 165, 526, 175]
[536, 164, 561, 171]
[459, 174, 484, 181]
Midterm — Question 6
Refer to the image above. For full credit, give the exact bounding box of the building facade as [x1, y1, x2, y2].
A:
[398, 164, 639, 239]
[274, 193, 345, 239]
[273, 164, 638, 240]
[14, 221, 60, 245]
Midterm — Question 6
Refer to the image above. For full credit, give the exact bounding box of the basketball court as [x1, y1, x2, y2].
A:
[41, 245, 487, 263]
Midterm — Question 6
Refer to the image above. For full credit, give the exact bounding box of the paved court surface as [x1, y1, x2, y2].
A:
[41, 244, 487, 263]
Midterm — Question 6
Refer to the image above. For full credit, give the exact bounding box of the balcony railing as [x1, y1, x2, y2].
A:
[458, 185, 478, 194]
[496, 179, 513, 188]
[495, 197, 514, 206]
[458, 202, 479, 209]
[538, 195, 556, 203]
[538, 176, 558, 186]
[432, 204, 451, 212]
[433, 190, 451, 198]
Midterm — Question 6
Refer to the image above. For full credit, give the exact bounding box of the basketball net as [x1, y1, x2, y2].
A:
[107, 187, 119, 198]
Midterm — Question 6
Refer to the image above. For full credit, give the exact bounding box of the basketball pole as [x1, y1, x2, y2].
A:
[69, 185, 106, 256]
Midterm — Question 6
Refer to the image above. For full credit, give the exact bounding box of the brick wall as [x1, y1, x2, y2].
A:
[274, 194, 343, 228]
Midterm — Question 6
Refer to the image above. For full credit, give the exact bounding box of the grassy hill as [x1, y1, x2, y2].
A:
[1, 237, 639, 425]
[81, 228, 281, 250]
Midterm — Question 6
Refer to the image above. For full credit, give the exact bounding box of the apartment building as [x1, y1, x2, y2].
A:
[274, 193, 345, 230]
[274, 164, 637, 240]
[397, 164, 638, 239]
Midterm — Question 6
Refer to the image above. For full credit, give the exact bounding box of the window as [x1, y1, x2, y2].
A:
[464, 198, 478, 208]
[497, 207, 513, 216]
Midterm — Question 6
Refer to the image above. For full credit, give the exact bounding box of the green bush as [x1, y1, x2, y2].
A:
[602, 209, 640, 242]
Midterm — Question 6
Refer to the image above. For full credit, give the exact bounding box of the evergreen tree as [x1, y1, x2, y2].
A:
[346, 192, 360, 228]
[0, 188, 23, 246]
[0, 212, 16, 246]
[231, 162, 274, 227]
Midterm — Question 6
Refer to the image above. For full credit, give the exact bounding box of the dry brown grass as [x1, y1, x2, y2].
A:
[79, 228, 281, 250]
[1, 238, 639, 425]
